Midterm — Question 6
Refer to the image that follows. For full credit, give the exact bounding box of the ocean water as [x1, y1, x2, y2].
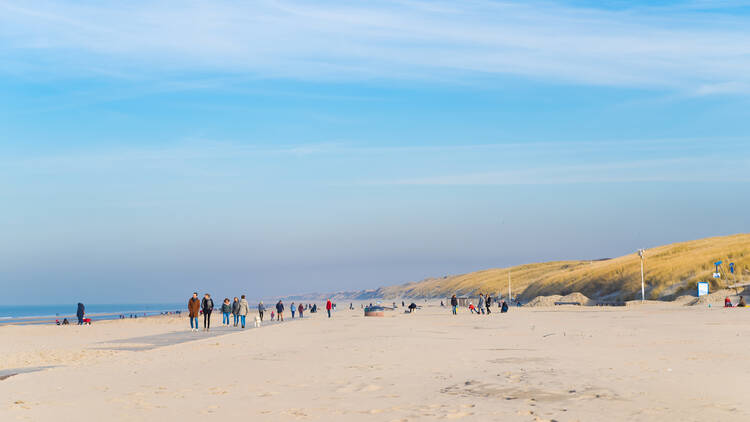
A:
[0, 303, 184, 322]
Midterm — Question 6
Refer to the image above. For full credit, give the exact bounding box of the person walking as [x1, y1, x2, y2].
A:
[221, 298, 231, 326]
[276, 300, 284, 321]
[238, 295, 249, 328]
[201, 293, 214, 331]
[291, 302, 296, 318]
[231, 297, 240, 327]
[326, 298, 332, 318]
[258, 301, 265, 321]
[450, 294, 458, 315]
[298, 303, 304, 318]
[485, 295, 492, 314]
[477, 294, 485, 315]
[188, 292, 200, 331]
[76, 302, 85, 325]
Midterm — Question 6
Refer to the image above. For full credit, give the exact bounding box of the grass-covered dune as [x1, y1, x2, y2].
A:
[375, 234, 750, 302]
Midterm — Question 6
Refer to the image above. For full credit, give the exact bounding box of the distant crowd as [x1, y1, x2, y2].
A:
[449, 294, 512, 315]
[187, 293, 336, 331]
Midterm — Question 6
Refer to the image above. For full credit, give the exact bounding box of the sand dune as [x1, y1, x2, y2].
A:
[2, 301, 750, 421]
[371, 233, 750, 302]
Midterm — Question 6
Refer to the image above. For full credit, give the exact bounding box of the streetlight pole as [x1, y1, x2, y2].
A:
[638, 249, 646, 302]
[508, 271, 511, 303]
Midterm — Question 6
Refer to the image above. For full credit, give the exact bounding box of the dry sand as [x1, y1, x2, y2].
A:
[2, 301, 750, 421]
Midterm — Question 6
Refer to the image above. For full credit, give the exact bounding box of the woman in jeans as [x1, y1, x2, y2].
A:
[221, 298, 232, 326]
[231, 297, 240, 327]
[238, 295, 249, 328]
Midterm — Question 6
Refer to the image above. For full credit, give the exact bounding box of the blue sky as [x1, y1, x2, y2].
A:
[1, 0, 749, 303]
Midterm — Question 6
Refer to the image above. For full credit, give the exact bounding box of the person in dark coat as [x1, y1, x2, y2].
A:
[501, 301, 509, 313]
[221, 298, 232, 326]
[231, 297, 240, 327]
[201, 294, 214, 331]
[76, 303, 85, 325]
[276, 300, 284, 321]
[450, 295, 458, 315]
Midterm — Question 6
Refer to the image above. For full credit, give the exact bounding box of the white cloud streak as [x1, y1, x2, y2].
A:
[1, 0, 750, 92]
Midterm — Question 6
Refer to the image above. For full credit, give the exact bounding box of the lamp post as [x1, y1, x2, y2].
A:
[508, 271, 511, 303]
[638, 249, 646, 302]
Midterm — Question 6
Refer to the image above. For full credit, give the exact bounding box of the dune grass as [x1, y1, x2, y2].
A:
[378, 233, 750, 301]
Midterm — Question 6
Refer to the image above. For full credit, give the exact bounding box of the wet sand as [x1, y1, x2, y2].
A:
[1, 302, 749, 421]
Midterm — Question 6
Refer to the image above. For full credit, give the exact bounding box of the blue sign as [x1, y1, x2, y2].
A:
[730, 263, 735, 274]
[697, 282, 709, 296]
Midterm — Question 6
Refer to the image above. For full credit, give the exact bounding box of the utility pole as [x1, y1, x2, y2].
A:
[508, 271, 512, 303]
[638, 249, 646, 302]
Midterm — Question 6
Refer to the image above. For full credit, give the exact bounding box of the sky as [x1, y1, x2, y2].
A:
[1, 0, 749, 304]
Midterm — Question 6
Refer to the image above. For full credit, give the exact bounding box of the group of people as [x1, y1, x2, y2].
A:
[724, 296, 747, 308]
[188, 294, 336, 331]
[450, 294, 509, 315]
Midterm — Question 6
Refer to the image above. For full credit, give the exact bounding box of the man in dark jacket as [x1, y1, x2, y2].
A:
[188, 292, 200, 331]
[201, 294, 214, 331]
[450, 295, 458, 315]
[231, 297, 240, 327]
[276, 300, 284, 321]
[76, 303, 85, 325]
[485, 295, 492, 314]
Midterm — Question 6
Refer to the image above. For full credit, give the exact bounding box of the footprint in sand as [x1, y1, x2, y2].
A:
[445, 411, 474, 418]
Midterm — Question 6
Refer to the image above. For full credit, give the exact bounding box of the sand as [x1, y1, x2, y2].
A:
[2, 302, 750, 421]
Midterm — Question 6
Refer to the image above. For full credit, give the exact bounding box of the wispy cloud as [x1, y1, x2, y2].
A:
[3, 137, 748, 187]
[364, 157, 750, 185]
[1, 0, 750, 93]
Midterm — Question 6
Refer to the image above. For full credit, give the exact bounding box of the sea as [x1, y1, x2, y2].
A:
[0, 303, 185, 324]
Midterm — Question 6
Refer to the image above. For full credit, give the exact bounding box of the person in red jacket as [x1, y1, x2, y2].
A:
[326, 299, 332, 318]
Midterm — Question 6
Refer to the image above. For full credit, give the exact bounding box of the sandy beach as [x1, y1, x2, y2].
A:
[2, 302, 749, 421]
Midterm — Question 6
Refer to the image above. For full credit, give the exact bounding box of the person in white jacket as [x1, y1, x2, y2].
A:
[238, 295, 250, 328]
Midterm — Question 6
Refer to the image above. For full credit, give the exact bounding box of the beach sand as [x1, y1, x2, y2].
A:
[2, 302, 749, 421]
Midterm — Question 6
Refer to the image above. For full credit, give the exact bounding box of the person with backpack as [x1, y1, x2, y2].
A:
[231, 297, 240, 327]
[188, 292, 200, 331]
[238, 295, 249, 328]
[221, 298, 231, 326]
[326, 298, 333, 318]
[258, 301, 265, 321]
[201, 294, 214, 331]
[276, 300, 284, 321]
[450, 295, 458, 315]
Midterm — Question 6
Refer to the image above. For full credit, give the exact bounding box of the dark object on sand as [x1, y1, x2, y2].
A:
[554, 301, 581, 306]
[364, 306, 385, 317]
